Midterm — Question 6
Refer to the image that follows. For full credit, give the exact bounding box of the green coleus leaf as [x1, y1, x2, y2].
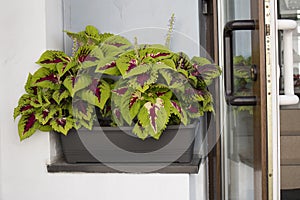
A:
[24, 73, 37, 94]
[132, 123, 148, 140]
[74, 117, 94, 130]
[31, 67, 59, 89]
[72, 100, 94, 121]
[74, 45, 97, 64]
[102, 35, 132, 50]
[14, 94, 37, 119]
[56, 60, 76, 77]
[137, 98, 168, 139]
[63, 74, 92, 97]
[80, 79, 111, 109]
[96, 61, 121, 75]
[191, 57, 211, 66]
[123, 63, 151, 78]
[127, 69, 158, 90]
[50, 116, 73, 135]
[173, 52, 193, 70]
[36, 106, 59, 125]
[116, 52, 138, 77]
[36, 50, 70, 69]
[159, 68, 188, 90]
[52, 88, 70, 104]
[191, 56, 222, 86]
[18, 113, 40, 141]
[112, 87, 134, 125]
[170, 100, 188, 125]
[129, 97, 141, 120]
[39, 125, 53, 132]
[116, 47, 173, 77]
[85, 25, 100, 39]
[29, 89, 51, 108]
[67, 25, 114, 47]
[138, 47, 173, 62]
[92, 44, 122, 75]
[185, 103, 203, 119]
[14, 103, 35, 119]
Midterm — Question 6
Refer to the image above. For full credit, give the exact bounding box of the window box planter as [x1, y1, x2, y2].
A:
[59, 119, 205, 164]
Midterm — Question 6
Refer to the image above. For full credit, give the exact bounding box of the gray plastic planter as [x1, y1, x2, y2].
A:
[59, 121, 204, 164]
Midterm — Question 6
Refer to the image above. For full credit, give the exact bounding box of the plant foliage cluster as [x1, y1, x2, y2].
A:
[14, 23, 221, 141]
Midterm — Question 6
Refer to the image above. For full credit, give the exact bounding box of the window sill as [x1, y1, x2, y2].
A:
[47, 156, 201, 174]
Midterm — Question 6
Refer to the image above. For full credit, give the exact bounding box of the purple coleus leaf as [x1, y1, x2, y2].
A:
[112, 87, 128, 96]
[185, 88, 196, 96]
[71, 76, 76, 88]
[98, 61, 116, 71]
[129, 96, 139, 108]
[156, 92, 166, 97]
[146, 52, 170, 59]
[88, 79, 101, 101]
[23, 114, 37, 134]
[42, 109, 50, 120]
[20, 105, 34, 112]
[188, 105, 199, 113]
[36, 73, 58, 84]
[144, 98, 164, 133]
[78, 54, 98, 63]
[73, 100, 88, 117]
[171, 101, 182, 114]
[36, 51, 70, 69]
[55, 118, 67, 128]
[107, 42, 125, 48]
[40, 58, 63, 64]
[175, 52, 190, 69]
[114, 108, 121, 121]
[194, 64, 217, 74]
[18, 113, 40, 141]
[136, 73, 150, 87]
[126, 59, 137, 72]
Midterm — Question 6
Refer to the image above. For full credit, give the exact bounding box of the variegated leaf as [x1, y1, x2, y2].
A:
[191, 56, 222, 85]
[63, 74, 92, 97]
[31, 67, 59, 89]
[18, 114, 39, 141]
[50, 117, 73, 136]
[72, 100, 94, 121]
[80, 79, 111, 109]
[52, 88, 70, 104]
[36, 50, 70, 69]
[36, 107, 58, 125]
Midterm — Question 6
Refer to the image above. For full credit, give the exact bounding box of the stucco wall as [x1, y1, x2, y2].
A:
[0, 0, 204, 199]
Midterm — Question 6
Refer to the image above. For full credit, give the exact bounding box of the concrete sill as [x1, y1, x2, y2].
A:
[47, 156, 201, 174]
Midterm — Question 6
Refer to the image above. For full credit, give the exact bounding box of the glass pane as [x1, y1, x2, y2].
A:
[222, 0, 255, 199]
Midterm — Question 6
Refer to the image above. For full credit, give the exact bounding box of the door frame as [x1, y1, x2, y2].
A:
[209, 0, 280, 199]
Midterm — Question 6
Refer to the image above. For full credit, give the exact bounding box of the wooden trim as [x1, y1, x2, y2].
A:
[251, 0, 268, 199]
[208, 0, 222, 199]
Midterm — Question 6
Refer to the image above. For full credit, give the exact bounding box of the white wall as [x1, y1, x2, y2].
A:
[0, 0, 204, 200]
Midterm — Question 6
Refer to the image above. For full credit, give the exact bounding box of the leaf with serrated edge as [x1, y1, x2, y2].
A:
[18, 114, 39, 141]
[36, 107, 58, 125]
[36, 50, 70, 69]
[142, 98, 168, 135]
[50, 117, 73, 135]
[31, 67, 59, 89]
[63, 74, 92, 97]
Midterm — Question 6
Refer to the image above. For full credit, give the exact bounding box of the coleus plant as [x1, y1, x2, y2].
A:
[14, 18, 221, 141]
[111, 45, 221, 139]
[14, 25, 132, 140]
